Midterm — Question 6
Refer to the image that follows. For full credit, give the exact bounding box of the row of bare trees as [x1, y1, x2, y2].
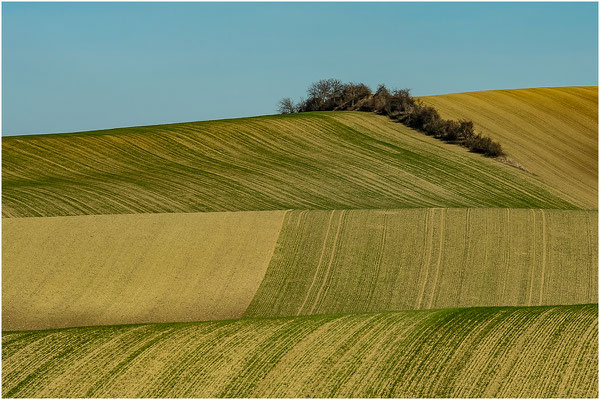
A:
[278, 79, 504, 157]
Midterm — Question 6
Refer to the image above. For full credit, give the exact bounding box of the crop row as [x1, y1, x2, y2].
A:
[3, 110, 577, 218]
[3, 305, 597, 398]
[4, 208, 596, 331]
[422, 86, 598, 209]
[246, 208, 598, 317]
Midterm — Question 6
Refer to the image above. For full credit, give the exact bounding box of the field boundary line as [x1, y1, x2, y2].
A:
[241, 209, 290, 317]
[527, 210, 537, 306]
[415, 209, 435, 309]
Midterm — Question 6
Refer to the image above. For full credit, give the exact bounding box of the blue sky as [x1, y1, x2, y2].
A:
[2, 2, 598, 136]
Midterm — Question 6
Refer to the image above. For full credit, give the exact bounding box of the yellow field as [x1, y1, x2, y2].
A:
[246, 208, 598, 317]
[422, 86, 598, 208]
[3, 305, 597, 398]
[2, 211, 285, 331]
[2, 111, 578, 218]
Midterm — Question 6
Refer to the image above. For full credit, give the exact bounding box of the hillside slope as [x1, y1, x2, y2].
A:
[2, 211, 285, 331]
[3, 305, 597, 398]
[4, 209, 596, 330]
[422, 86, 598, 209]
[2, 111, 577, 218]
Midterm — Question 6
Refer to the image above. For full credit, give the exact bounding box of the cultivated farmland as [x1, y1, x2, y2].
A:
[2, 111, 579, 218]
[245, 208, 598, 317]
[4, 208, 596, 331]
[422, 86, 598, 209]
[2, 86, 597, 398]
[2, 305, 597, 398]
[3, 211, 285, 331]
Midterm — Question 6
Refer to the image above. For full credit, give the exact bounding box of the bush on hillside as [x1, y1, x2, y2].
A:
[278, 98, 296, 114]
[278, 80, 505, 158]
[341, 83, 372, 108]
[465, 134, 505, 157]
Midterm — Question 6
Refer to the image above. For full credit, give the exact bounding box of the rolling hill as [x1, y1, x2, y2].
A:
[245, 208, 597, 318]
[2, 111, 579, 218]
[3, 305, 597, 398]
[422, 86, 598, 209]
[2, 211, 285, 331]
[2, 86, 597, 398]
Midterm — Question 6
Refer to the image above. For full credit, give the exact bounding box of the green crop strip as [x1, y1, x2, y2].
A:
[2, 305, 597, 398]
[3, 111, 578, 217]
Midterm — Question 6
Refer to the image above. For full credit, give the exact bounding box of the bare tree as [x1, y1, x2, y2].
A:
[278, 98, 296, 114]
[330, 79, 344, 106]
[343, 83, 372, 107]
[307, 78, 344, 110]
[295, 97, 306, 113]
[307, 80, 330, 109]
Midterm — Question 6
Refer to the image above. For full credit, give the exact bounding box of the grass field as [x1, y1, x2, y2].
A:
[3, 305, 597, 398]
[422, 86, 598, 209]
[246, 208, 598, 318]
[2, 111, 579, 218]
[2, 211, 285, 331]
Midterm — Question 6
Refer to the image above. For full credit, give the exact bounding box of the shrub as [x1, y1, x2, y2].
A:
[372, 84, 393, 115]
[342, 83, 372, 108]
[390, 89, 414, 114]
[443, 120, 462, 141]
[403, 103, 441, 133]
[458, 120, 475, 140]
[278, 98, 296, 114]
[306, 79, 344, 111]
[278, 79, 506, 158]
[465, 134, 505, 157]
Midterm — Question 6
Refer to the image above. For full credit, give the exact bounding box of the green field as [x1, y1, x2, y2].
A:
[246, 208, 598, 317]
[2, 86, 597, 398]
[3, 111, 579, 218]
[3, 305, 596, 398]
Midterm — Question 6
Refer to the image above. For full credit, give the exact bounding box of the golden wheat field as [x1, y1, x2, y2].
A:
[2, 211, 285, 331]
[422, 86, 598, 209]
[2, 86, 598, 398]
